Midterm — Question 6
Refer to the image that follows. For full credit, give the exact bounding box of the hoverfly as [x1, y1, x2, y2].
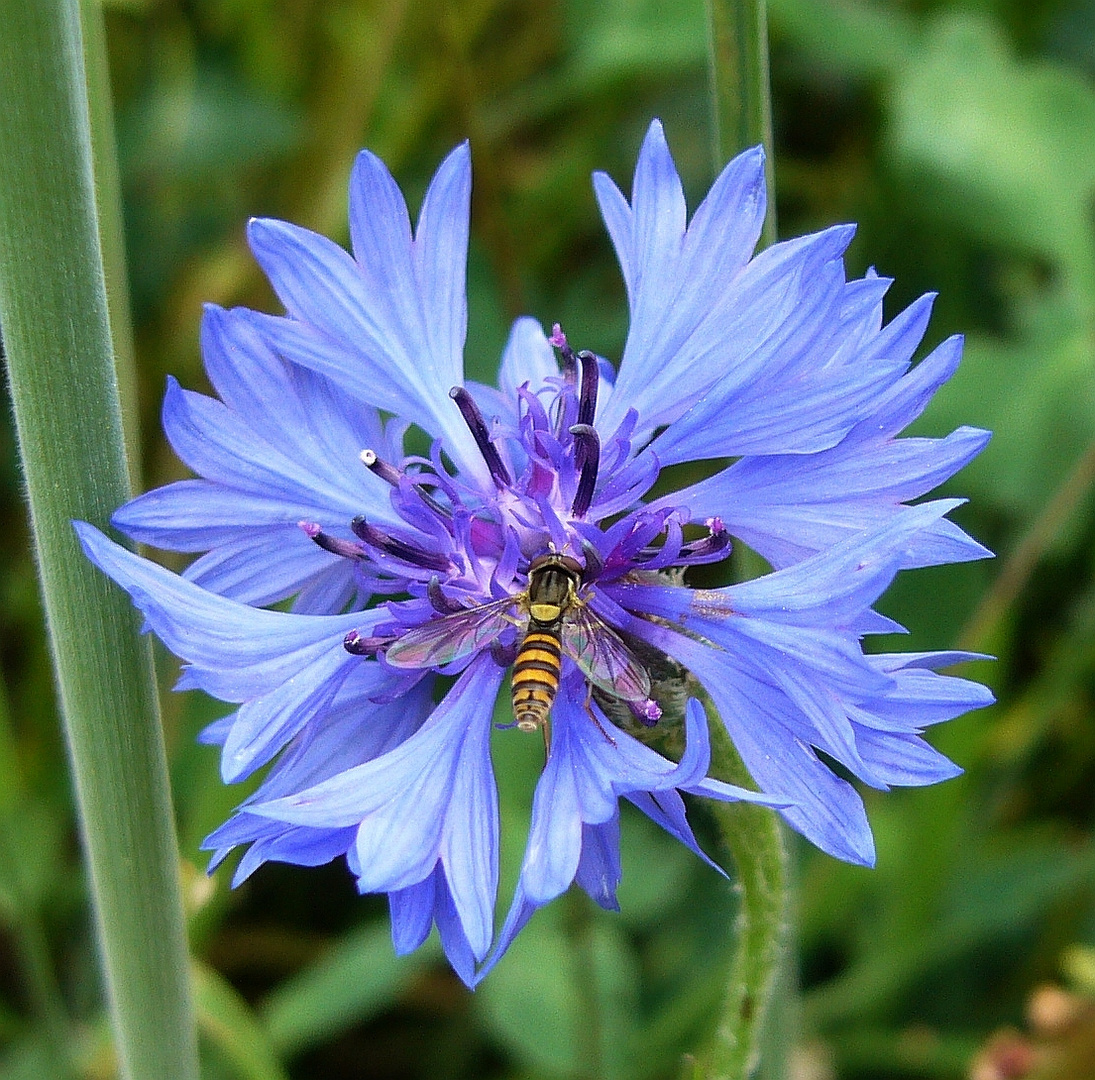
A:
[384, 553, 651, 735]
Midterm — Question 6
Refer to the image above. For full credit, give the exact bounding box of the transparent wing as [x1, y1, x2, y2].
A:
[562, 605, 651, 701]
[385, 595, 522, 668]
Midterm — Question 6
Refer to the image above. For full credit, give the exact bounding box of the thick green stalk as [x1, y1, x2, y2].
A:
[0, 5, 199, 1080]
[694, 6, 789, 1077]
[702, 722, 790, 1080]
[706, 0, 777, 249]
[682, 697, 790, 1080]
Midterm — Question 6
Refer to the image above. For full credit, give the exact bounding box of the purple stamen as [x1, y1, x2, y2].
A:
[577, 350, 599, 430]
[428, 576, 468, 614]
[363, 447, 453, 521]
[351, 516, 453, 573]
[579, 538, 604, 578]
[344, 629, 392, 655]
[675, 519, 732, 565]
[449, 386, 512, 487]
[551, 323, 579, 383]
[359, 448, 402, 486]
[299, 521, 367, 559]
[569, 423, 600, 519]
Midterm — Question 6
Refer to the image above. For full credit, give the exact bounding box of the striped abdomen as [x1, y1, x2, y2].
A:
[511, 624, 562, 732]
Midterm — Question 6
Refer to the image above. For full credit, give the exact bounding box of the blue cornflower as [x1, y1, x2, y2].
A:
[76, 120, 993, 984]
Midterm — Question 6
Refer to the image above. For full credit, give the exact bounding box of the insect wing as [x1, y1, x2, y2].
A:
[385, 596, 520, 668]
[562, 606, 651, 702]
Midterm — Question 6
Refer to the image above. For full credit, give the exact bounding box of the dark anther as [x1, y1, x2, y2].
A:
[351, 516, 452, 572]
[362, 448, 451, 519]
[579, 538, 604, 579]
[569, 423, 600, 519]
[359, 448, 402, 486]
[577, 351, 599, 430]
[428, 576, 467, 614]
[299, 521, 366, 559]
[344, 629, 391, 655]
[449, 386, 512, 487]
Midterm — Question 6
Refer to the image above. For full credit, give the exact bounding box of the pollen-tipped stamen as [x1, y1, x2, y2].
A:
[299, 521, 367, 559]
[344, 628, 393, 655]
[550, 323, 579, 384]
[569, 423, 600, 519]
[359, 448, 401, 485]
[361, 448, 453, 521]
[632, 698, 662, 727]
[449, 386, 512, 487]
[351, 516, 453, 573]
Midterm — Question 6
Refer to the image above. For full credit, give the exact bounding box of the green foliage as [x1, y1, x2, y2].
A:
[2, 0, 1095, 1078]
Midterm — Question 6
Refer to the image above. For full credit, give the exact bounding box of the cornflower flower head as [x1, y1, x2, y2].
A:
[77, 120, 994, 984]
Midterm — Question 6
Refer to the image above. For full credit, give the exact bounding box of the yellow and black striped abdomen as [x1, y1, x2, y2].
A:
[511, 626, 562, 732]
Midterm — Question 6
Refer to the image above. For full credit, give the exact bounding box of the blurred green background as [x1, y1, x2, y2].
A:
[3, 0, 1095, 1076]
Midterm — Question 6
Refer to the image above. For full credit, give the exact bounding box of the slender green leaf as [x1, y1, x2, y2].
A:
[262, 921, 439, 1056]
[194, 962, 289, 1080]
[0, 4, 198, 1079]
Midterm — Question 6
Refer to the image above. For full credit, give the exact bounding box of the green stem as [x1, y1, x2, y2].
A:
[680, 694, 790, 1080]
[706, 0, 777, 249]
[704, 714, 790, 1080]
[696, 11, 787, 1073]
[0, 5, 199, 1080]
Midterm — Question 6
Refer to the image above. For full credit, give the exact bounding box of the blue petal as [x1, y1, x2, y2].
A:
[75, 523, 372, 697]
[498, 316, 558, 396]
[390, 866, 479, 987]
[114, 481, 379, 551]
[245, 142, 487, 482]
[573, 818, 622, 911]
[594, 122, 768, 435]
[182, 530, 357, 609]
[389, 875, 435, 955]
[251, 658, 503, 958]
[598, 218, 854, 435]
[75, 523, 379, 781]
[201, 304, 399, 469]
[159, 377, 383, 520]
[662, 423, 991, 570]
[853, 728, 963, 786]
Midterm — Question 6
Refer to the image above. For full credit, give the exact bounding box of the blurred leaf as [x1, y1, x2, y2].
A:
[925, 309, 1095, 520]
[587, 918, 644, 1080]
[806, 830, 1095, 1027]
[567, 0, 706, 81]
[769, 0, 919, 78]
[887, 11, 1095, 273]
[193, 960, 289, 1080]
[476, 902, 582, 1077]
[0, 1036, 67, 1080]
[0, 802, 66, 920]
[260, 919, 439, 1056]
[616, 806, 696, 928]
[120, 68, 300, 177]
